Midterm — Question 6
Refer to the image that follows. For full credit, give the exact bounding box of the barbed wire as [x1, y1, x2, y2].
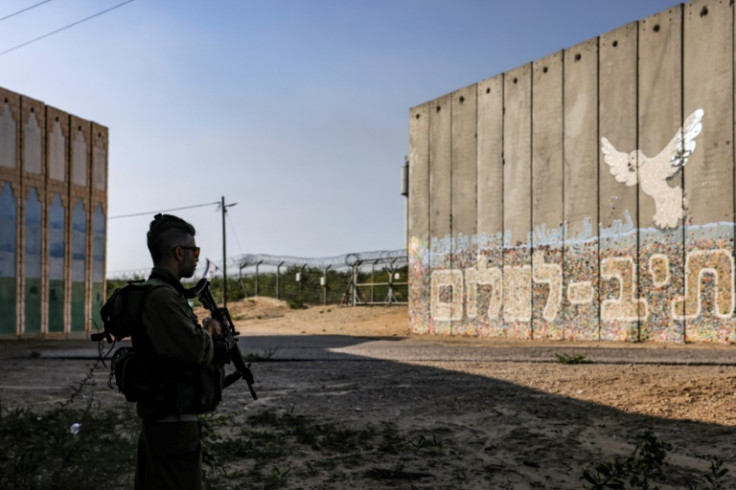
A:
[237, 249, 407, 270]
[106, 266, 150, 280]
[107, 249, 407, 279]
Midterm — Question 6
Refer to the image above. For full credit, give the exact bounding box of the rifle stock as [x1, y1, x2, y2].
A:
[194, 279, 257, 400]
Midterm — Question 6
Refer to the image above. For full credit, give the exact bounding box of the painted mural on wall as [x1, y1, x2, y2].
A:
[0, 85, 108, 337]
[407, 0, 736, 344]
[409, 103, 736, 344]
[602, 109, 703, 229]
[415, 229, 735, 341]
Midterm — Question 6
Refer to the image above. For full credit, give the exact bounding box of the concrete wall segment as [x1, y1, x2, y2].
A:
[563, 37, 600, 340]
[531, 51, 564, 339]
[682, 0, 735, 342]
[502, 63, 532, 338]
[599, 21, 641, 341]
[450, 84, 478, 242]
[531, 51, 564, 236]
[408, 102, 430, 334]
[450, 84, 478, 335]
[408, 0, 736, 343]
[408, 104, 429, 240]
[682, 0, 732, 227]
[428, 94, 453, 333]
[475, 74, 504, 336]
[563, 38, 599, 238]
[599, 22, 639, 232]
[428, 94, 452, 259]
[476, 75, 504, 238]
[502, 63, 532, 249]
[638, 4, 684, 342]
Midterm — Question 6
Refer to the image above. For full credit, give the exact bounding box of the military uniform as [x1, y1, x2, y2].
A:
[134, 267, 224, 490]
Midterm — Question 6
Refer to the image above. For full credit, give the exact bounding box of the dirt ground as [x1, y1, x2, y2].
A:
[2, 298, 736, 489]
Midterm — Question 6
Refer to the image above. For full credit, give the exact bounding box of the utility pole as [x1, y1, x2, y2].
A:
[220, 196, 237, 307]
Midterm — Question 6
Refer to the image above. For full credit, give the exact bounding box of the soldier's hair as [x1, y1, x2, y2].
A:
[147, 213, 196, 264]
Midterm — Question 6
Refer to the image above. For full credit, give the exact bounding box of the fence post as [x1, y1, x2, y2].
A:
[352, 263, 359, 306]
[276, 261, 284, 300]
[238, 262, 248, 298]
[255, 260, 263, 297]
[297, 264, 307, 302]
[322, 265, 331, 305]
[370, 261, 376, 303]
[386, 257, 398, 305]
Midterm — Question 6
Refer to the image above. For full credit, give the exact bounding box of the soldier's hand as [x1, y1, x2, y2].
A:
[203, 317, 222, 339]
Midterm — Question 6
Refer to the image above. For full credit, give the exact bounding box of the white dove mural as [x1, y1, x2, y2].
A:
[601, 109, 704, 229]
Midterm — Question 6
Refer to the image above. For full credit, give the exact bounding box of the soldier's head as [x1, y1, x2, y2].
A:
[147, 213, 199, 278]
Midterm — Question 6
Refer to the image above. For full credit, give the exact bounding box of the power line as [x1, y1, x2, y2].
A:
[226, 209, 245, 256]
[109, 201, 220, 220]
[0, 0, 55, 23]
[0, 0, 136, 57]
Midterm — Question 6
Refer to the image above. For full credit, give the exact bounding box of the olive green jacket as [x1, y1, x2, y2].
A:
[136, 267, 223, 420]
[141, 267, 214, 366]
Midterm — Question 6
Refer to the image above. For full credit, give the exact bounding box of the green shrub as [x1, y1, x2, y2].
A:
[555, 353, 591, 365]
[0, 404, 138, 489]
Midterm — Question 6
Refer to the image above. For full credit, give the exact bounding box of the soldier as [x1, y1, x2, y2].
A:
[134, 213, 224, 490]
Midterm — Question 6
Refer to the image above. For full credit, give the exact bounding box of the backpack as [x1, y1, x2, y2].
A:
[95, 281, 224, 414]
[92, 281, 160, 343]
[93, 282, 164, 402]
[110, 346, 163, 403]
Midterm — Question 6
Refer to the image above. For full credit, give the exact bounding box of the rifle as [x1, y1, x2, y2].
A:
[189, 278, 258, 400]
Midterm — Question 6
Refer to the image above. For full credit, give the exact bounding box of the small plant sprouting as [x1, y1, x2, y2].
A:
[243, 347, 277, 362]
[287, 298, 305, 310]
[264, 465, 290, 489]
[555, 353, 592, 365]
[581, 431, 671, 489]
[699, 456, 729, 490]
[411, 434, 444, 455]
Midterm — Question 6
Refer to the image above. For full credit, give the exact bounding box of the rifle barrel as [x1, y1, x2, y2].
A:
[197, 280, 257, 400]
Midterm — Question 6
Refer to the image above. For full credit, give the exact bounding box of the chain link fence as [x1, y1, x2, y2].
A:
[108, 249, 408, 307]
[235, 250, 407, 306]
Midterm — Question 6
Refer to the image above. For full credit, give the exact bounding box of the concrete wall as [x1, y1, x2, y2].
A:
[0, 87, 108, 338]
[407, 0, 736, 343]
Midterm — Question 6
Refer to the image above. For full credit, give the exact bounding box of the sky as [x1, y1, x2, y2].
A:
[0, 0, 681, 277]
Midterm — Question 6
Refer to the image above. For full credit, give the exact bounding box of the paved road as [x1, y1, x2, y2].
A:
[4, 333, 736, 365]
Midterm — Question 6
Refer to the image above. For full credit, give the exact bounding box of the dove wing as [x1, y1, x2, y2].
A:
[656, 108, 704, 178]
[601, 137, 637, 186]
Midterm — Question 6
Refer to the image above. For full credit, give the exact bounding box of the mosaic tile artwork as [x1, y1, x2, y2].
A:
[411, 213, 736, 343]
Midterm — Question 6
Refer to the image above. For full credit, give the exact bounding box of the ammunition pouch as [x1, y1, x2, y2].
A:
[111, 346, 224, 418]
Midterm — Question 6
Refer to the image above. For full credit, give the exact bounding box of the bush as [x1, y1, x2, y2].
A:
[555, 353, 591, 365]
[581, 431, 670, 489]
[0, 404, 138, 489]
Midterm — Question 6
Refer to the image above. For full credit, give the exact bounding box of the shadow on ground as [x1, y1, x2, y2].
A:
[1, 335, 734, 489]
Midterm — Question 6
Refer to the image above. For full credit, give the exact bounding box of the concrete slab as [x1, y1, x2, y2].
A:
[531, 51, 564, 340]
[638, 5, 684, 342]
[563, 37, 599, 340]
